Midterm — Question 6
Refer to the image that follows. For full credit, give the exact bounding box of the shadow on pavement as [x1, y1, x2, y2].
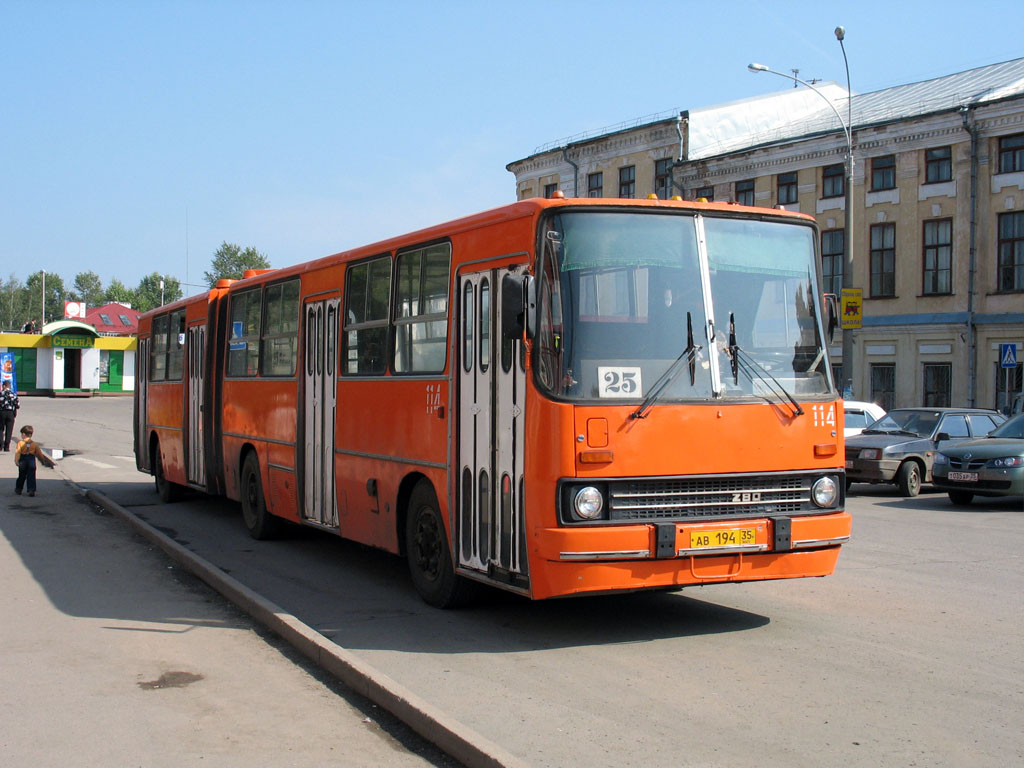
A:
[76, 478, 771, 657]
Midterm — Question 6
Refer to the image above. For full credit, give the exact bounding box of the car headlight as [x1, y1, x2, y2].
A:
[811, 476, 838, 508]
[574, 486, 605, 519]
[991, 456, 1024, 468]
[934, 453, 949, 466]
[859, 448, 881, 460]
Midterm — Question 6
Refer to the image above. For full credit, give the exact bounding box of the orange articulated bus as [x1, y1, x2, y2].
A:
[135, 197, 850, 606]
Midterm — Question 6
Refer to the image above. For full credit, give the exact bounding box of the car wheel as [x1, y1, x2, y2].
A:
[896, 461, 922, 497]
[948, 490, 974, 506]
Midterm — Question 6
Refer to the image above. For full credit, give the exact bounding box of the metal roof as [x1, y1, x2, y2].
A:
[691, 57, 1024, 161]
[515, 57, 1024, 166]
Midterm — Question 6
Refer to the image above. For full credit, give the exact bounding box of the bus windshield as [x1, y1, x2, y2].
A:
[535, 210, 833, 404]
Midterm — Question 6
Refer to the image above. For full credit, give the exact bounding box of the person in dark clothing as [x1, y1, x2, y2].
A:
[0, 380, 19, 451]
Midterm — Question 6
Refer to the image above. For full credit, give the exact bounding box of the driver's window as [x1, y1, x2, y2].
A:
[939, 415, 969, 438]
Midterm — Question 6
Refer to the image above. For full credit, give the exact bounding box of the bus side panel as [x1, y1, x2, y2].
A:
[147, 381, 187, 485]
[220, 378, 300, 519]
[335, 377, 449, 552]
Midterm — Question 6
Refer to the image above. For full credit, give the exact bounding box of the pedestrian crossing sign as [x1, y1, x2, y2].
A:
[1000, 343, 1018, 368]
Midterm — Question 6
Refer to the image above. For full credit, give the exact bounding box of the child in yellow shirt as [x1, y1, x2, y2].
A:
[14, 425, 55, 497]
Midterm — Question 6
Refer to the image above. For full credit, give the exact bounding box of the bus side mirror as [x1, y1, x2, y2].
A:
[824, 293, 839, 343]
[502, 274, 536, 340]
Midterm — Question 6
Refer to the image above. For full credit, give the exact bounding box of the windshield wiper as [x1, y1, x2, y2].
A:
[631, 312, 702, 420]
[726, 312, 804, 417]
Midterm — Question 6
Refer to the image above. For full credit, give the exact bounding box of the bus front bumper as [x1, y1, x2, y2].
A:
[527, 512, 851, 599]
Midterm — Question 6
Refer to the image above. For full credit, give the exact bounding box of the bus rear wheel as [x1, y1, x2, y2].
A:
[405, 480, 475, 608]
[153, 445, 180, 503]
[241, 453, 281, 540]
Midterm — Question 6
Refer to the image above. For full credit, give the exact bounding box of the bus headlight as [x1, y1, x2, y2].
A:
[811, 476, 838, 508]
[574, 486, 605, 519]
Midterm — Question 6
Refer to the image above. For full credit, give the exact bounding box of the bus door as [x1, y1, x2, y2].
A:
[186, 323, 206, 486]
[302, 297, 339, 528]
[135, 336, 150, 472]
[457, 268, 528, 585]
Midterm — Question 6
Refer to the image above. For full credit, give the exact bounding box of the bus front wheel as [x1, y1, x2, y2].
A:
[241, 453, 281, 540]
[405, 480, 475, 608]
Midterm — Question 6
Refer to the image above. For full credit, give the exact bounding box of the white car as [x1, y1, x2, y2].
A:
[843, 400, 887, 438]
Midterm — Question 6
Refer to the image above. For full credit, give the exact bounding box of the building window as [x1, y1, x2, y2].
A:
[871, 155, 896, 191]
[923, 362, 951, 407]
[344, 255, 392, 375]
[925, 147, 952, 183]
[777, 172, 797, 205]
[543, 183, 558, 198]
[870, 364, 896, 412]
[618, 166, 635, 198]
[118, 314, 132, 325]
[695, 186, 714, 202]
[587, 172, 603, 198]
[822, 164, 845, 198]
[870, 223, 896, 297]
[99, 313, 112, 325]
[261, 279, 300, 376]
[654, 159, 672, 199]
[227, 289, 262, 377]
[922, 219, 952, 295]
[998, 211, 1024, 292]
[735, 179, 755, 206]
[821, 229, 844, 295]
[394, 242, 451, 374]
[998, 133, 1024, 174]
[995, 361, 1023, 412]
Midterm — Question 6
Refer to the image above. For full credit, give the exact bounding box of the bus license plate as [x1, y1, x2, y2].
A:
[690, 528, 757, 549]
[947, 471, 978, 482]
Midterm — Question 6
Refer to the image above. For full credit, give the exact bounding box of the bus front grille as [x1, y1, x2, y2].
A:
[608, 474, 810, 521]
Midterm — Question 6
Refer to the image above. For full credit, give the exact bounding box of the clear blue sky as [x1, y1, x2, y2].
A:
[2, 0, 1020, 297]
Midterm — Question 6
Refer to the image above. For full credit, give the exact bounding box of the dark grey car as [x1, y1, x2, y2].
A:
[845, 407, 1005, 497]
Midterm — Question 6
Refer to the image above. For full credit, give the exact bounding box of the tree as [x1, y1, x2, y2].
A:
[0, 274, 29, 332]
[70, 271, 105, 309]
[134, 272, 182, 312]
[104, 278, 136, 307]
[204, 242, 271, 286]
[25, 271, 65, 325]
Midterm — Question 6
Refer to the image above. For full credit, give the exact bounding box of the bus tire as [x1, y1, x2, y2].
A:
[153, 444, 180, 503]
[948, 490, 974, 506]
[405, 480, 475, 608]
[896, 461, 922, 497]
[241, 453, 281, 540]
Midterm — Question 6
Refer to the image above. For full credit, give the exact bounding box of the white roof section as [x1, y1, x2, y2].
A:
[688, 82, 849, 160]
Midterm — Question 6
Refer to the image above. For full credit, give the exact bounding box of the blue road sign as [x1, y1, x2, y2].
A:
[1000, 343, 1018, 369]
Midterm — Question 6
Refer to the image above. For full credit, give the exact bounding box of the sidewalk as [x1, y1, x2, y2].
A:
[0, 431, 452, 766]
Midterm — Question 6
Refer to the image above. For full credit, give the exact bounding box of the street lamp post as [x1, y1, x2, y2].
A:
[748, 31, 856, 397]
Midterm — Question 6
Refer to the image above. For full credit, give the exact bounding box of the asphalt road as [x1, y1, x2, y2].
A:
[21, 396, 1024, 767]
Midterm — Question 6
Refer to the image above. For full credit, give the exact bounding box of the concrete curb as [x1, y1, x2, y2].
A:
[74, 482, 529, 768]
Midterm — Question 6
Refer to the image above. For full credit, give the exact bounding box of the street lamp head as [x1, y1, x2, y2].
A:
[747, 62, 769, 73]
[834, 25, 845, 41]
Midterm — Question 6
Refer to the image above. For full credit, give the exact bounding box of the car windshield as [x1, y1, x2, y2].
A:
[988, 413, 1024, 439]
[866, 410, 939, 437]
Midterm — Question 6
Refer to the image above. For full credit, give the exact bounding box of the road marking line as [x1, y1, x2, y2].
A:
[69, 457, 117, 469]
